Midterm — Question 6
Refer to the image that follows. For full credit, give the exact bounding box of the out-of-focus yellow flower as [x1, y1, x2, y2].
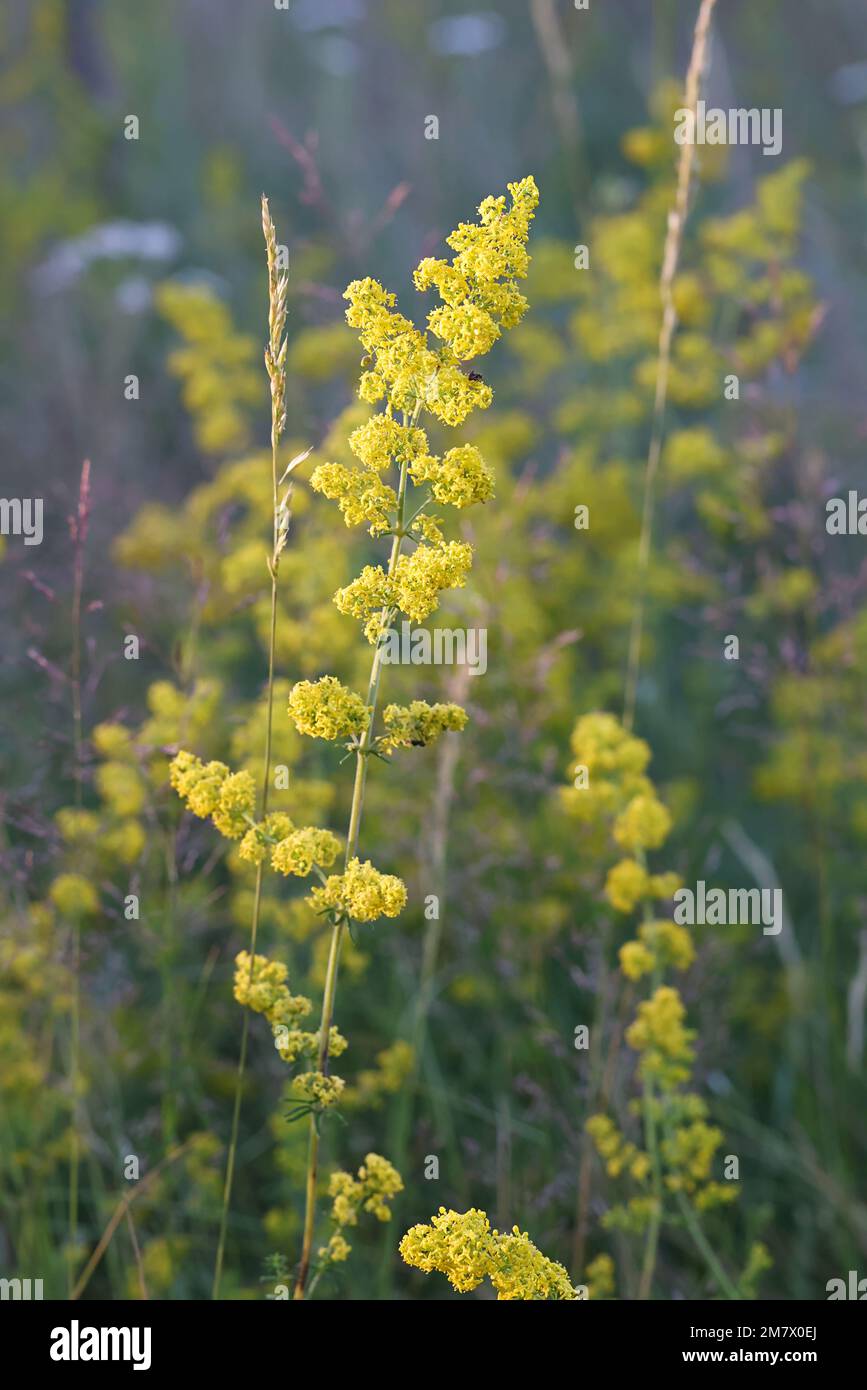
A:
[585, 1252, 616, 1300]
[626, 986, 695, 1087]
[605, 858, 650, 913]
[613, 793, 672, 851]
[49, 874, 98, 919]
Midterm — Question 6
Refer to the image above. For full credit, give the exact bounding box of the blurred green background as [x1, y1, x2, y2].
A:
[2, 0, 867, 1300]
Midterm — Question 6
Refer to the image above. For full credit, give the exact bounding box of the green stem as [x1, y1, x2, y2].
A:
[212, 439, 282, 1298]
[293, 448, 411, 1301]
[67, 464, 87, 1297]
[622, 0, 717, 730]
[637, 1073, 664, 1299]
[675, 1190, 742, 1299]
[212, 862, 266, 1299]
[68, 919, 80, 1297]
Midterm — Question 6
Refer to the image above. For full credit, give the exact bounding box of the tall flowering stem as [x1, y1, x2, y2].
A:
[170, 180, 538, 1300]
[290, 178, 540, 1298]
[212, 197, 292, 1300]
[67, 457, 90, 1296]
[563, 713, 752, 1299]
[623, 0, 718, 730]
[294, 437, 414, 1298]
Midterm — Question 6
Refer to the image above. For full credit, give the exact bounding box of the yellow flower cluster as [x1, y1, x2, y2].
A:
[661, 1119, 737, 1210]
[94, 760, 146, 818]
[318, 1232, 351, 1264]
[231, 950, 349, 1068]
[492, 1228, 579, 1302]
[409, 444, 494, 509]
[348, 415, 428, 470]
[590, 1093, 738, 1218]
[155, 282, 260, 456]
[393, 540, 474, 622]
[53, 762, 147, 874]
[569, 710, 650, 779]
[48, 873, 99, 919]
[414, 177, 540, 361]
[91, 721, 133, 760]
[233, 950, 311, 1022]
[318, 1153, 404, 1267]
[619, 919, 695, 980]
[562, 711, 656, 828]
[380, 700, 468, 752]
[319, 178, 538, 659]
[605, 859, 681, 914]
[170, 751, 256, 839]
[291, 1071, 345, 1109]
[270, 827, 342, 877]
[399, 1206, 578, 1301]
[565, 711, 742, 1243]
[309, 462, 396, 536]
[586, 1115, 651, 1182]
[585, 1252, 616, 1300]
[273, 1023, 347, 1067]
[343, 277, 497, 426]
[237, 811, 294, 865]
[344, 277, 440, 415]
[334, 541, 474, 638]
[612, 792, 672, 852]
[626, 986, 696, 1088]
[286, 676, 369, 741]
[309, 857, 407, 924]
[329, 1153, 404, 1226]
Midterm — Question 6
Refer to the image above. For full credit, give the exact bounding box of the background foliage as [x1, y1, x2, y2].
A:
[2, 0, 867, 1299]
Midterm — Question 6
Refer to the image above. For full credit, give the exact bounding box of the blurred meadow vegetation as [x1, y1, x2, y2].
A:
[2, 0, 867, 1299]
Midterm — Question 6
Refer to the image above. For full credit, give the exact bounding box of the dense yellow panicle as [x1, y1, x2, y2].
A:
[327, 177, 539, 646]
[409, 444, 495, 508]
[309, 858, 407, 923]
[309, 462, 396, 536]
[270, 827, 341, 877]
[348, 415, 428, 469]
[286, 676, 369, 741]
[332, 540, 475, 636]
[164, 181, 538, 1292]
[380, 700, 468, 751]
[619, 939, 657, 981]
[399, 1206, 578, 1300]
